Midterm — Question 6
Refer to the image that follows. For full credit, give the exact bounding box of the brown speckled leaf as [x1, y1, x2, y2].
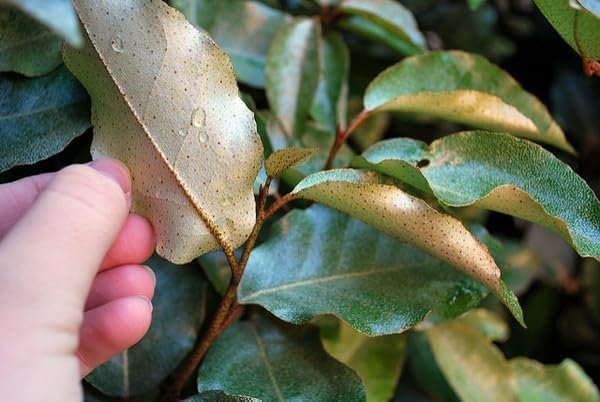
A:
[265, 147, 317, 178]
[64, 0, 263, 263]
[293, 169, 524, 325]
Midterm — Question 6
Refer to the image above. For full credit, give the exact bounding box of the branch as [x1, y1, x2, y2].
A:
[324, 110, 371, 170]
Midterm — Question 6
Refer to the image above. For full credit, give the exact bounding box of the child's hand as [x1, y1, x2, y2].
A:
[0, 160, 156, 401]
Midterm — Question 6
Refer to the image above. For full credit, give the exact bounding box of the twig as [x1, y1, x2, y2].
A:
[324, 110, 371, 170]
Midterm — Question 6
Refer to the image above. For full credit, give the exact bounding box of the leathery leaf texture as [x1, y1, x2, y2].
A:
[364, 50, 574, 153]
[353, 131, 600, 261]
[239, 205, 491, 335]
[64, 0, 263, 263]
[291, 170, 524, 325]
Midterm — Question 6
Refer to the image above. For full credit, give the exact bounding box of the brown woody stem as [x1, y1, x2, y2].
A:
[324, 110, 371, 170]
[162, 178, 276, 401]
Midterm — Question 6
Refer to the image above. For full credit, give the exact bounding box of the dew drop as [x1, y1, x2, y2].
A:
[191, 107, 206, 128]
[178, 129, 187, 137]
[111, 35, 124, 53]
[198, 131, 209, 143]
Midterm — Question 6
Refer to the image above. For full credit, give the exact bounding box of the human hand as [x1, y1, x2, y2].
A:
[0, 160, 156, 401]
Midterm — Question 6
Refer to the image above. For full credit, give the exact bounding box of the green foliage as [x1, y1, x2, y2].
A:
[0, 65, 90, 172]
[197, 314, 366, 401]
[2, 0, 600, 401]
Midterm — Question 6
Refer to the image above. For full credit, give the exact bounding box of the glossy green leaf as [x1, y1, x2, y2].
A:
[86, 255, 207, 397]
[534, 0, 600, 59]
[338, 15, 423, 56]
[265, 17, 320, 138]
[321, 319, 406, 402]
[197, 314, 366, 401]
[352, 131, 600, 260]
[426, 313, 519, 402]
[364, 51, 575, 153]
[0, 0, 82, 46]
[265, 147, 318, 178]
[291, 170, 524, 324]
[0, 8, 62, 76]
[0, 65, 90, 173]
[171, 0, 288, 87]
[240, 205, 493, 335]
[310, 32, 349, 132]
[511, 358, 600, 402]
[339, 0, 426, 52]
[186, 391, 261, 402]
[64, 0, 263, 263]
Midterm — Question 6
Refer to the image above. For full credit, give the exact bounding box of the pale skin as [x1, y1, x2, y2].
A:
[0, 159, 156, 401]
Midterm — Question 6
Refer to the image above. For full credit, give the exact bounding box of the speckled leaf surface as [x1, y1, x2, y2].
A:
[352, 132, 600, 260]
[321, 319, 406, 402]
[64, 0, 263, 263]
[291, 170, 523, 324]
[426, 312, 519, 402]
[185, 391, 261, 402]
[197, 314, 366, 402]
[171, 0, 288, 87]
[535, 0, 600, 59]
[364, 51, 574, 153]
[339, 0, 426, 53]
[265, 17, 320, 138]
[240, 205, 500, 335]
[0, 8, 63, 77]
[265, 147, 317, 178]
[511, 358, 600, 402]
[86, 255, 207, 397]
[0, 0, 82, 46]
[0, 65, 90, 172]
[310, 32, 349, 133]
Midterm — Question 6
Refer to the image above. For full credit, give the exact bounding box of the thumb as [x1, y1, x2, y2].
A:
[0, 160, 131, 317]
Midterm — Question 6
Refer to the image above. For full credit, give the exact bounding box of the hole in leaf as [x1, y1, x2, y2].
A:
[417, 159, 430, 168]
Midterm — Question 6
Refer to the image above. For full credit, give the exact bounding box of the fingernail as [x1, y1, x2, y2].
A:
[89, 159, 132, 194]
[143, 265, 156, 287]
[137, 295, 153, 313]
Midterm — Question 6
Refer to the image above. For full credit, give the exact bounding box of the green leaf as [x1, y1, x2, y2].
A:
[467, 0, 486, 11]
[266, 117, 355, 184]
[265, 17, 320, 138]
[339, 15, 424, 56]
[310, 32, 349, 133]
[352, 131, 600, 261]
[426, 312, 519, 402]
[0, 0, 82, 46]
[426, 311, 600, 402]
[197, 314, 366, 402]
[185, 391, 261, 402]
[321, 319, 406, 402]
[171, 0, 289, 87]
[364, 51, 575, 153]
[86, 255, 207, 397]
[240, 205, 493, 335]
[338, 0, 426, 52]
[265, 147, 318, 178]
[511, 358, 600, 402]
[64, 0, 263, 264]
[0, 8, 62, 76]
[0, 65, 90, 173]
[291, 170, 524, 324]
[534, 0, 600, 59]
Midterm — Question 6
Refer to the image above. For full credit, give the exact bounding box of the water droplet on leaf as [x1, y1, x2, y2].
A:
[191, 107, 206, 128]
[111, 36, 124, 53]
[198, 131, 209, 143]
[178, 129, 187, 137]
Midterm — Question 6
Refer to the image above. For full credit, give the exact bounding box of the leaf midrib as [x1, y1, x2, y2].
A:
[249, 323, 285, 402]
